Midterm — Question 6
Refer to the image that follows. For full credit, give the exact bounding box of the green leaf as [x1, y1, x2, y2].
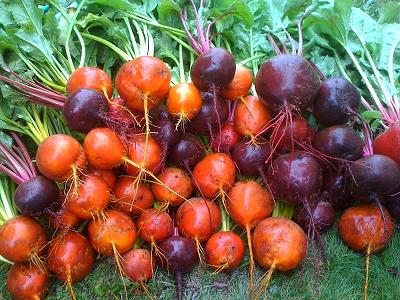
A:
[8, 0, 44, 35]
[378, 1, 400, 24]
[361, 110, 382, 120]
[84, 0, 136, 10]
[157, 0, 181, 26]
[11, 29, 53, 62]
[212, 0, 253, 28]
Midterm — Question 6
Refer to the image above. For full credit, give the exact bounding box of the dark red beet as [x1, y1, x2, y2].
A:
[349, 154, 400, 200]
[384, 191, 400, 224]
[150, 105, 182, 150]
[313, 77, 360, 126]
[14, 176, 59, 216]
[231, 139, 271, 176]
[294, 200, 335, 234]
[108, 97, 135, 128]
[320, 172, 351, 210]
[63, 88, 109, 133]
[255, 55, 320, 110]
[211, 122, 241, 153]
[312, 125, 363, 161]
[157, 236, 199, 300]
[168, 133, 204, 169]
[187, 91, 229, 135]
[273, 116, 316, 152]
[190, 48, 236, 91]
[267, 152, 323, 205]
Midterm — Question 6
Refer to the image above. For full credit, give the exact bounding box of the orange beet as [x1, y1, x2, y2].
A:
[125, 135, 163, 176]
[151, 167, 193, 207]
[338, 203, 393, 253]
[252, 217, 307, 271]
[7, 263, 50, 300]
[112, 176, 154, 217]
[88, 209, 137, 256]
[0, 216, 46, 263]
[205, 231, 245, 270]
[67, 67, 113, 98]
[49, 205, 81, 231]
[192, 153, 236, 198]
[234, 95, 272, 137]
[122, 248, 154, 283]
[176, 198, 221, 243]
[83, 128, 125, 170]
[65, 176, 110, 219]
[137, 209, 173, 244]
[86, 167, 117, 189]
[115, 56, 171, 111]
[167, 82, 202, 121]
[221, 65, 253, 101]
[36, 134, 87, 182]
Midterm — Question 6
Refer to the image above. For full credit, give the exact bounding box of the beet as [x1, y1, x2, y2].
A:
[168, 133, 204, 169]
[294, 200, 335, 233]
[373, 121, 400, 167]
[63, 88, 109, 133]
[255, 55, 320, 110]
[150, 105, 182, 150]
[190, 48, 236, 91]
[312, 125, 363, 161]
[14, 176, 59, 216]
[384, 192, 400, 224]
[349, 154, 400, 200]
[267, 152, 323, 205]
[320, 172, 351, 210]
[210, 121, 241, 153]
[313, 77, 360, 126]
[187, 91, 229, 135]
[157, 236, 198, 300]
[231, 139, 271, 176]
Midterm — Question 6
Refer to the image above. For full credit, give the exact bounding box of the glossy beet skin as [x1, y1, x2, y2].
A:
[349, 154, 400, 199]
[384, 191, 400, 224]
[267, 152, 323, 205]
[294, 200, 335, 233]
[150, 105, 182, 150]
[191, 47, 236, 91]
[122, 249, 154, 283]
[373, 121, 400, 167]
[231, 139, 272, 176]
[255, 55, 320, 110]
[320, 172, 351, 210]
[67, 67, 113, 98]
[7, 263, 50, 300]
[338, 204, 393, 253]
[187, 91, 229, 134]
[157, 236, 198, 274]
[63, 88, 109, 133]
[0, 216, 46, 263]
[168, 133, 204, 169]
[211, 122, 241, 153]
[312, 125, 363, 161]
[14, 176, 59, 216]
[313, 77, 361, 126]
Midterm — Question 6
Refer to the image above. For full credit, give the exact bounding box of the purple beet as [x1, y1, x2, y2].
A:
[63, 88, 109, 133]
[150, 105, 182, 151]
[267, 152, 323, 205]
[168, 133, 204, 169]
[294, 200, 335, 234]
[320, 172, 351, 210]
[14, 176, 59, 217]
[187, 91, 229, 135]
[190, 48, 236, 91]
[231, 139, 272, 176]
[313, 77, 361, 126]
[312, 125, 363, 161]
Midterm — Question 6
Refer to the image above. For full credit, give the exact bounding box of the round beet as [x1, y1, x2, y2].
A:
[312, 125, 363, 161]
[168, 133, 204, 169]
[349, 154, 400, 200]
[313, 77, 360, 126]
[187, 91, 229, 135]
[122, 248, 155, 283]
[294, 200, 335, 233]
[63, 88, 109, 133]
[14, 176, 59, 216]
[373, 121, 400, 167]
[190, 48, 236, 91]
[231, 139, 271, 176]
[255, 55, 320, 110]
[267, 152, 323, 205]
[384, 192, 400, 224]
[320, 172, 351, 210]
[210, 121, 241, 153]
[150, 105, 182, 150]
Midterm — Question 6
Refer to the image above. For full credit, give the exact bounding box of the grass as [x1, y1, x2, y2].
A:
[0, 225, 399, 300]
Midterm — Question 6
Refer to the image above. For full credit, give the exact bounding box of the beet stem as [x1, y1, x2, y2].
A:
[364, 246, 371, 300]
[175, 271, 183, 300]
[246, 225, 254, 300]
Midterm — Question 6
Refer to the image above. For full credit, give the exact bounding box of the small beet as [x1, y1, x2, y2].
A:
[294, 200, 335, 234]
[168, 133, 204, 169]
